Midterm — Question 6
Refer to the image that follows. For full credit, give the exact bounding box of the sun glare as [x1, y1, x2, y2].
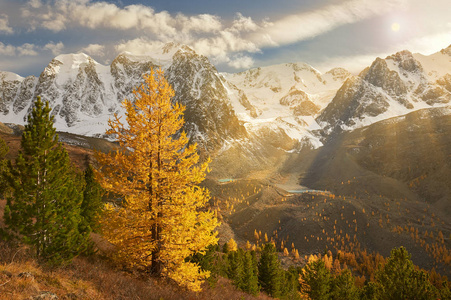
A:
[391, 22, 400, 32]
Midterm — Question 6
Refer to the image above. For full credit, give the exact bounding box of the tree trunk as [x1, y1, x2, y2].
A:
[151, 225, 161, 276]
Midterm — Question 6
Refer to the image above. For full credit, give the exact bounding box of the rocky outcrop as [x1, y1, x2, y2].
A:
[317, 48, 451, 134]
[166, 47, 246, 148]
[279, 89, 320, 116]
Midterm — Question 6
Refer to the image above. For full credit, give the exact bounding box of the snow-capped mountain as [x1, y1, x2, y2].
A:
[222, 63, 350, 147]
[1, 43, 450, 153]
[317, 46, 451, 134]
[0, 43, 245, 150]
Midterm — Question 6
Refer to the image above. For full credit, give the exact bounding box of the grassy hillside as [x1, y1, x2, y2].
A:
[0, 242, 273, 299]
[0, 199, 272, 300]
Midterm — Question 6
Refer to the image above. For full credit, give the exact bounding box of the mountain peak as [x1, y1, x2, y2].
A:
[114, 42, 195, 67]
[54, 53, 94, 69]
[41, 53, 97, 86]
[162, 42, 194, 55]
[325, 67, 351, 81]
[440, 44, 451, 56]
[0, 71, 24, 82]
[386, 50, 423, 74]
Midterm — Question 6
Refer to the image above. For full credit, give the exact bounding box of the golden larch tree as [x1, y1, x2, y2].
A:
[95, 68, 219, 291]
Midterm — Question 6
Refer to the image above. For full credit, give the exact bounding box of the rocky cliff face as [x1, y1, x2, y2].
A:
[165, 46, 246, 149]
[0, 72, 37, 116]
[317, 47, 451, 134]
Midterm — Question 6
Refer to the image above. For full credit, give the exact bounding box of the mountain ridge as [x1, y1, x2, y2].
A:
[1, 43, 450, 152]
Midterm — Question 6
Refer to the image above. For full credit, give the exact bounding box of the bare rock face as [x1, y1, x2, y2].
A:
[441, 44, 451, 56]
[0, 74, 21, 115]
[0, 72, 37, 116]
[166, 47, 246, 149]
[363, 57, 408, 98]
[437, 74, 451, 92]
[279, 89, 320, 116]
[110, 53, 157, 103]
[317, 76, 390, 132]
[317, 48, 451, 134]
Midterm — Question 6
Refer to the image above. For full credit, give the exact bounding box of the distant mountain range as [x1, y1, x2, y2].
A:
[1, 42, 450, 151]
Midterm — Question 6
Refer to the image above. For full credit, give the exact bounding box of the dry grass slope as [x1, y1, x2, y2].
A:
[0, 241, 274, 300]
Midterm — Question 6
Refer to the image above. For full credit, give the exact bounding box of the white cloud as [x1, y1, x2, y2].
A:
[252, 0, 407, 47]
[19, 0, 410, 70]
[227, 55, 255, 69]
[42, 15, 67, 32]
[115, 39, 166, 55]
[21, 0, 221, 38]
[28, 0, 43, 9]
[230, 13, 259, 33]
[17, 43, 39, 56]
[0, 14, 13, 34]
[81, 44, 105, 57]
[175, 13, 223, 34]
[0, 41, 65, 58]
[0, 42, 38, 56]
[0, 42, 16, 56]
[44, 41, 64, 55]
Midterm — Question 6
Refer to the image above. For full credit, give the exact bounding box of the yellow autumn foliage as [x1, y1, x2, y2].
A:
[95, 68, 219, 292]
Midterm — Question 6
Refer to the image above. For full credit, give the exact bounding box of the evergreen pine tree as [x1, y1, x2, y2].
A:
[3, 96, 89, 265]
[187, 244, 220, 286]
[331, 269, 360, 299]
[242, 250, 260, 295]
[81, 162, 104, 233]
[220, 252, 230, 278]
[299, 259, 332, 299]
[258, 243, 282, 298]
[279, 266, 301, 299]
[222, 242, 229, 253]
[374, 247, 439, 299]
[227, 249, 245, 288]
[438, 280, 451, 300]
[0, 137, 8, 196]
[0, 137, 9, 239]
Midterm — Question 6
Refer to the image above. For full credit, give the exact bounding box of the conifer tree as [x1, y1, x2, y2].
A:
[242, 250, 260, 295]
[222, 242, 230, 253]
[95, 68, 218, 291]
[331, 269, 360, 299]
[187, 244, 220, 285]
[279, 266, 302, 299]
[81, 162, 104, 233]
[4, 97, 89, 265]
[228, 249, 245, 288]
[374, 247, 438, 299]
[0, 137, 8, 196]
[299, 259, 332, 299]
[258, 243, 282, 297]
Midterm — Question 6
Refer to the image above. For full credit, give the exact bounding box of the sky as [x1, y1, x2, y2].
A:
[0, 0, 450, 77]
